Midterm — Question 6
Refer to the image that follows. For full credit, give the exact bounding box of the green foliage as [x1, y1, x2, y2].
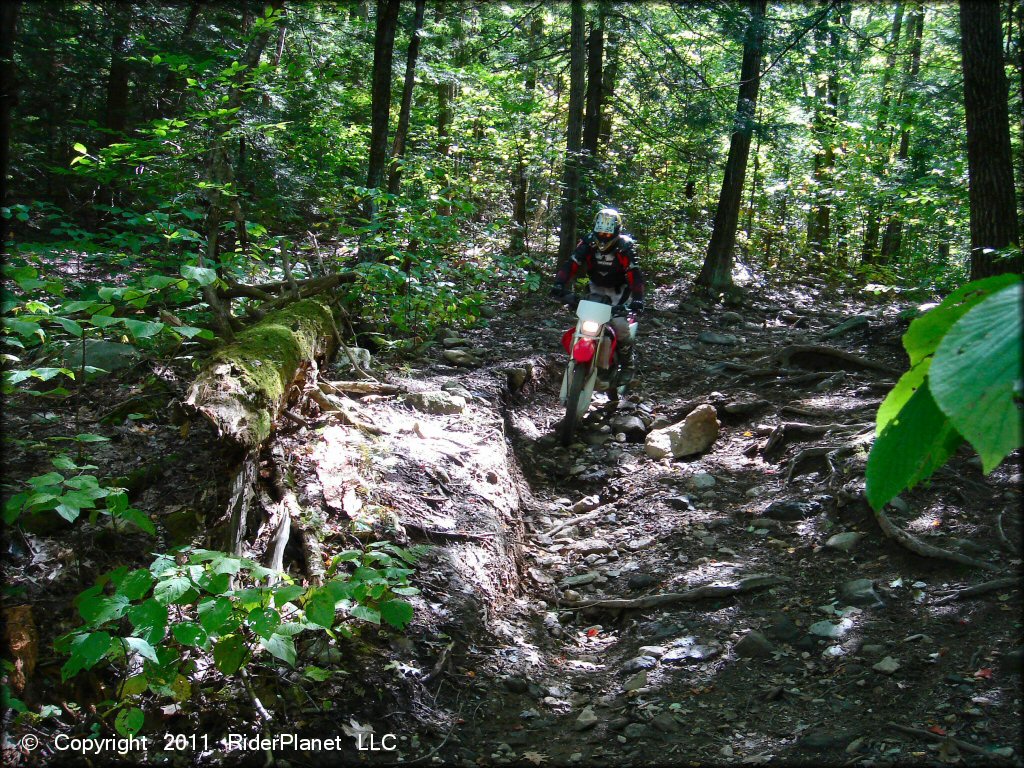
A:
[57, 542, 426, 733]
[866, 275, 1022, 510]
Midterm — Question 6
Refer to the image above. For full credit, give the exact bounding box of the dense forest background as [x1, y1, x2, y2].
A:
[1, 1, 1022, 765]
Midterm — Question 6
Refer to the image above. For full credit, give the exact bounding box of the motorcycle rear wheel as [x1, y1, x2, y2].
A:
[560, 364, 589, 446]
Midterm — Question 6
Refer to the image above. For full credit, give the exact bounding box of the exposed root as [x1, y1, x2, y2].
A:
[774, 344, 895, 375]
[996, 507, 1020, 556]
[559, 574, 791, 611]
[419, 641, 453, 686]
[321, 379, 402, 397]
[932, 577, 1020, 605]
[887, 722, 991, 757]
[308, 385, 383, 435]
[763, 421, 871, 461]
[875, 509, 1001, 572]
[541, 507, 609, 538]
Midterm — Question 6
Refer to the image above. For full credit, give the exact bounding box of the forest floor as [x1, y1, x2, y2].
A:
[2, 275, 1022, 767]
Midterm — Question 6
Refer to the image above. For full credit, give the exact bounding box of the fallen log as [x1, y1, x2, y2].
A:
[559, 574, 791, 610]
[185, 298, 337, 452]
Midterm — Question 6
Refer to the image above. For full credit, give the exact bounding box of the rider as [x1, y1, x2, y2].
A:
[549, 207, 646, 383]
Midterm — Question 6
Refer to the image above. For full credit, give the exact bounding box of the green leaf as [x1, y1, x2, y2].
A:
[122, 318, 165, 339]
[181, 265, 218, 286]
[876, 358, 932, 436]
[62, 632, 112, 680]
[154, 576, 192, 605]
[55, 317, 84, 337]
[116, 569, 154, 601]
[259, 633, 296, 665]
[115, 707, 145, 737]
[273, 584, 305, 607]
[117, 507, 157, 535]
[120, 674, 149, 697]
[79, 595, 130, 626]
[902, 274, 1019, 366]
[197, 596, 234, 634]
[213, 635, 247, 675]
[866, 384, 964, 511]
[171, 621, 209, 647]
[124, 636, 159, 663]
[73, 142, 88, 154]
[349, 604, 381, 625]
[74, 432, 110, 443]
[304, 588, 337, 629]
[380, 599, 414, 630]
[247, 607, 280, 639]
[303, 666, 331, 682]
[929, 283, 1023, 473]
[127, 599, 168, 644]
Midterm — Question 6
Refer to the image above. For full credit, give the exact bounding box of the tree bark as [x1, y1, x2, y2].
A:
[879, 5, 924, 264]
[101, 4, 132, 146]
[960, 0, 1021, 279]
[0, 1, 18, 253]
[582, 12, 604, 158]
[558, 0, 587, 263]
[511, 12, 543, 256]
[695, 0, 768, 294]
[598, 25, 619, 147]
[806, 5, 838, 262]
[387, 0, 425, 196]
[365, 0, 399, 225]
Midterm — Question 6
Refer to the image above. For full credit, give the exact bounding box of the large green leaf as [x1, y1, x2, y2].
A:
[902, 273, 1019, 366]
[181, 265, 218, 286]
[380, 599, 414, 631]
[127, 599, 168, 644]
[259, 633, 296, 666]
[866, 384, 964, 511]
[197, 596, 234, 634]
[124, 636, 160, 663]
[929, 283, 1023, 473]
[62, 631, 113, 680]
[213, 635, 247, 675]
[114, 707, 144, 737]
[116, 569, 155, 601]
[304, 588, 337, 629]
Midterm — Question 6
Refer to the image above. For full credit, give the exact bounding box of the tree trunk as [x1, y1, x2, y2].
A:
[365, 0, 399, 225]
[806, 5, 838, 262]
[960, 0, 1021, 279]
[695, 0, 768, 294]
[558, 0, 587, 263]
[862, 2, 905, 265]
[387, 0, 425, 195]
[101, 5, 133, 146]
[0, 1, 18, 253]
[582, 12, 604, 158]
[879, 6, 924, 264]
[434, 1, 461, 217]
[511, 12, 543, 256]
[598, 25, 619, 147]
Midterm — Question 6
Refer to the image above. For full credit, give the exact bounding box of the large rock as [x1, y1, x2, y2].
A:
[403, 390, 466, 415]
[442, 349, 481, 367]
[61, 340, 139, 374]
[644, 404, 720, 459]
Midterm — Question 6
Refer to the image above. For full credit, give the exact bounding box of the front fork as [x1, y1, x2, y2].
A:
[560, 334, 606, 413]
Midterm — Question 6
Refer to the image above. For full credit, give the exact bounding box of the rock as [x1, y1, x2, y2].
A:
[766, 611, 800, 642]
[764, 499, 818, 521]
[574, 706, 598, 731]
[662, 644, 721, 664]
[720, 311, 743, 325]
[403, 390, 466, 415]
[809, 619, 854, 638]
[442, 349, 481, 367]
[609, 415, 646, 441]
[644, 404, 720, 459]
[734, 630, 775, 659]
[562, 589, 583, 602]
[798, 728, 851, 751]
[623, 670, 647, 692]
[860, 644, 886, 657]
[441, 381, 474, 400]
[627, 573, 659, 591]
[571, 495, 601, 514]
[623, 723, 648, 739]
[504, 676, 530, 694]
[562, 572, 599, 587]
[650, 712, 679, 733]
[688, 472, 717, 490]
[638, 645, 666, 658]
[823, 315, 871, 339]
[873, 656, 901, 675]
[61, 340, 139, 375]
[504, 367, 530, 390]
[999, 646, 1024, 674]
[573, 539, 613, 556]
[621, 656, 658, 673]
[697, 330, 739, 346]
[723, 398, 769, 416]
[825, 531, 864, 553]
[442, 337, 470, 348]
[839, 579, 884, 607]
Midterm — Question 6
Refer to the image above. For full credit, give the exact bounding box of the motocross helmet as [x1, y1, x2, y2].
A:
[593, 208, 622, 252]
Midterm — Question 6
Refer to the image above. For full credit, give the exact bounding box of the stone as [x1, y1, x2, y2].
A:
[561, 572, 599, 587]
[860, 644, 886, 657]
[574, 707, 598, 731]
[627, 573, 659, 591]
[823, 315, 871, 339]
[872, 656, 901, 675]
[573, 539, 614, 556]
[609, 415, 647, 441]
[442, 337, 470, 348]
[734, 630, 775, 658]
[809, 618, 854, 638]
[403, 390, 466, 415]
[839, 579, 884, 607]
[764, 499, 818, 521]
[644, 404, 720, 459]
[662, 644, 721, 664]
[571, 495, 601, 514]
[442, 349, 481, 367]
[61, 340, 139, 375]
[638, 645, 666, 658]
[720, 311, 744, 325]
[650, 712, 679, 733]
[766, 611, 800, 642]
[697, 330, 739, 346]
[688, 472, 717, 490]
[621, 656, 658, 673]
[723, 398, 769, 416]
[505, 367, 529, 390]
[623, 723, 648, 739]
[825, 531, 865, 553]
[623, 670, 647, 692]
[504, 676, 530, 694]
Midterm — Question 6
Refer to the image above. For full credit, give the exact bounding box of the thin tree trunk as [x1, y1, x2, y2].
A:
[598, 25, 619, 147]
[365, 0, 399, 226]
[862, 2, 906, 265]
[960, 0, 1021, 279]
[387, 0, 425, 195]
[582, 11, 604, 158]
[806, 6, 837, 262]
[695, 0, 768, 294]
[879, 6, 924, 264]
[558, 0, 586, 262]
[101, 5, 133, 146]
[511, 12, 543, 256]
[0, 1, 18, 253]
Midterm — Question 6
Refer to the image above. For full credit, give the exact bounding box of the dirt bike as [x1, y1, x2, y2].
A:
[556, 292, 638, 446]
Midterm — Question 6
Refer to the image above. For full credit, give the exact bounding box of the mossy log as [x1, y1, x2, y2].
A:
[185, 299, 336, 451]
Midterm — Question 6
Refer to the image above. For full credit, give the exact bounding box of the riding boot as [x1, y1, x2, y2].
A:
[617, 345, 635, 386]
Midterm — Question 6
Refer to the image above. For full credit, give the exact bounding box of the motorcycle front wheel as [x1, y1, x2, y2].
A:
[560, 363, 589, 446]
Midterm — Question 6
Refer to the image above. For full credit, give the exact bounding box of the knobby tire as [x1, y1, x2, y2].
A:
[560, 363, 589, 446]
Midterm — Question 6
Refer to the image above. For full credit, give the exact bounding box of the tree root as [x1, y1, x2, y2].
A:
[875, 509, 1001, 572]
[419, 641, 453, 686]
[996, 507, 1020, 556]
[559, 574, 791, 610]
[763, 421, 872, 461]
[308, 385, 383, 435]
[321, 379, 402, 397]
[541, 507, 608, 538]
[774, 344, 895, 374]
[932, 577, 1019, 605]
[887, 722, 991, 757]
